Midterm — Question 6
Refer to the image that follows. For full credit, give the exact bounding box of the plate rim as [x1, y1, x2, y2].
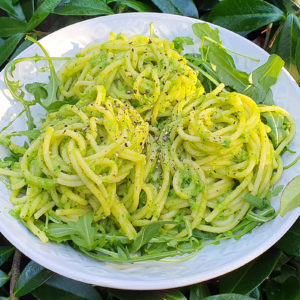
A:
[0, 12, 299, 290]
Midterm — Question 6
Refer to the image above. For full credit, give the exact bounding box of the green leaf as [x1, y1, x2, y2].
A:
[271, 13, 300, 83]
[203, 295, 255, 300]
[192, 229, 218, 240]
[26, 0, 61, 31]
[45, 96, 79, 113]
[261, 111, 288, 147]
[0, 270, 10, 288]
[24, 36, 60, 108]
[11, 34, 35, 59]
[0, 246, 14, 266]
[0, 33, 24, 66]
[244, 194, 266, 209]
[107, 290, 162, 300]
[151, 0, 199, 18]
[219, 248, 282, 294]
[32, 274, 102, 300]
[268, 0, 299, 13]
[244, 54, 284, 105]
[173, 36, 194, 53]
[130, 221, 175, 253]
[0, 17, 27, 38]
[190, 283, 210, 300]
[266, 185, 284, 200]
[20, 0, 34, 21]
[166, 291, 187, 300]
[122, 0, 153, 12]
[295, 36, 300, 77]
[48, 215, 97, 250]
[6, 129, 41, 140]
[208, 0, 284, 34]
[279, 175, 300, 216]
[191, 23, 250, 91]
[196, 0, 219, 11]
[25, 82, 48, 102]
[55, 0, 114, 16]
[0, 0, 19, 17]
[263, 276, 300, 300]
[13, 261, 54, 297]
[207, 50, 249, 91]
[280, 276, 300, 300]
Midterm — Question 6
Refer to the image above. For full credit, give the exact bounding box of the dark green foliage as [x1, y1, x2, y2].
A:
[0, 0, 300, 299]
[208, 0, 284, 34]
[219, 248, 282, 294]
[14, 261, 54, 297]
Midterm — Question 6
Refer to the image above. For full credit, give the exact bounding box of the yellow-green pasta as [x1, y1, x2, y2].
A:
[0, 30, 296, 261]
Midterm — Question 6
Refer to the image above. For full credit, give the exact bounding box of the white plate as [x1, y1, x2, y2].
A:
[0, 13, 299, 290]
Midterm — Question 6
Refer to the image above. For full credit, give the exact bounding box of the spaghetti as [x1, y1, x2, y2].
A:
[0, 31, 295, 260]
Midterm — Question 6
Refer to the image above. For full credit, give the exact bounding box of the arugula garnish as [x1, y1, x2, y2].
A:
[189, 23, 284, 105]
[173, 36, 194, 53]
[4, 36, 69, 130]
[261, 111, 289, 148]
[244, 54, 284, 105]
[48, 215, 97, 251]
[130, 221, 176, 253]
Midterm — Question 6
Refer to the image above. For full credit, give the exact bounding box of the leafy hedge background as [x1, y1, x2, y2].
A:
[0, 0, 300, 299]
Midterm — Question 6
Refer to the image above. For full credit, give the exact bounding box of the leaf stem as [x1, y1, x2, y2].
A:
[203, 36, 260, 62]
[268, 22, 284, 50]
[263, 23, 273, 51]
[283, 153, 300, 169]
[9, 249, 22, 300]
[187, 61, 221, 87]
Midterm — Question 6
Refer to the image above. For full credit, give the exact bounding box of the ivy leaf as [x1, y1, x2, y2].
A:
[219, 248, 282, 294]
[122, 0, 153, 12]
[31, 274, 102, 300]
[0, 246, 14, 267]
[244, 54, 284, 105]
[0, 270, 10, 288]
[55, 0, 114, 16]
[151, 0, 199, 18]
[14, 261, 54, 297]
[130, 221, 175, 253]
[25, 0, 61, 32]
[261, 111, 288, 148]
[0, 33, 24, 66]
[208, 0, 284, 34]
[173, 36, 194, 53]
[271, 13, 300, 84]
